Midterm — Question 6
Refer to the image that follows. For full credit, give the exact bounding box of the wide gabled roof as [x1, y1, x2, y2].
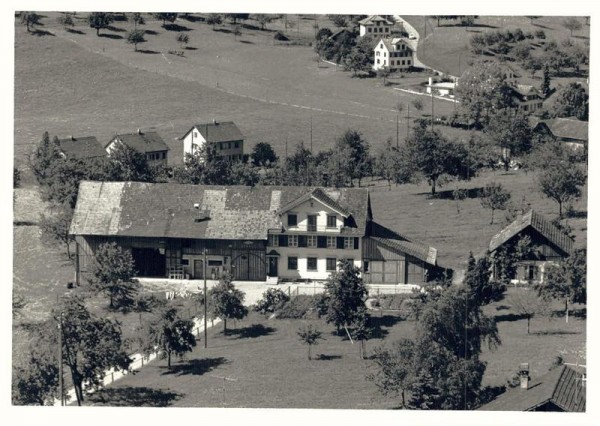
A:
[109, 131, 169, 153]
[369, 222, 437, 265]
[512, 84, 540, 97]
[70, 182, 370, 240]
[358, 15, 393, 26]
[478, 365, 585, 412]
[376, 37, 412, 52]
[489, 210, 574, 255]
[57, 136, 106, 159]
[277, 187, 351, 217]
[536, 117, 588, 142]
[185, 121, 244, 143]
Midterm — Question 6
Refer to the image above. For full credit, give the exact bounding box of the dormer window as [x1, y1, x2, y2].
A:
[287, 214, 298, 227]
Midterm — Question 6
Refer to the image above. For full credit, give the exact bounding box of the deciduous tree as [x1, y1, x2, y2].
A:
[251, 142, 278, 167]
[12, 351, 59, 405]
[177, 33, 189, 49]
[57, 13, 74, 30]
[208, 274, 248, 335]
[39, 205, 75, 259]
[508, 287, 549, 334]
[127, 29, 145, 51]
[88, 12, 114, 36]
[551, 82, 589, 121]
[537, 161, 586, 218]
[562, 17, 582, 37]
[206, 13, 222, 30]
[88, 242, 139, 310]
[20, 11, 41, 32]
[479, 182, 511, 224]
[297, 324, 323, 360]
[154, 13, 178, 27]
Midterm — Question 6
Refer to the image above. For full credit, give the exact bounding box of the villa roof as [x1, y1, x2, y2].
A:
[57, 136, 106, 159]
[185, 121, 244, 143]
[358, 15, 393, 26]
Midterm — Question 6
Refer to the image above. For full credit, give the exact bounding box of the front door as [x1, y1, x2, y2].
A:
[268, 257, 278, 277]
[193, 259, 204, 279]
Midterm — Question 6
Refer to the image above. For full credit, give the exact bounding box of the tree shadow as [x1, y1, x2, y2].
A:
[315, 354, 342, 361]
[185, 46, 198, 50]
[241, 23, 261, 31]
[182, 15, 205, 23]
[214, 28, 232, 34]
[239, 40, 254, 44]
[573, 35, 589, 40]
[227, 324, 276, 339]
[551, 307, 586, 319]
[416, 187, 484, 200]
[87, 386, 183, 407]
[566, 210, 587, 219]
[532, 23, 552, 29]
[495, 304, 512, 311]
[66, 28, 86, 35]
[494, 313, 529, 322]
[31, 29, 55, 37]
[137, 49, 160, 54]
[144, 29, 160, 35]
[107, 25, 127, 33]
[164, 23, 192, 32]
[531, 330, 581, 336]
[440, 23, 498, 29]
[161, 357, 228, 376]
[370, 314, 404, 328]
[99, 33, 123, 40]
[477, 385, 507, 406]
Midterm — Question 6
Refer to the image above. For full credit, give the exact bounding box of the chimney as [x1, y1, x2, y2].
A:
[213, 119, 218, 125]
[70, 135, 75, 141]
[519, 363, 530, 389]
[137, 128, 142, 135]
[428, 77, 433, 86]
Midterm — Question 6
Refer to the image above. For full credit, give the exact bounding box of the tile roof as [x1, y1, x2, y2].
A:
[358, 15, 393, 26]
[189, 121, 244, 143]
[377, 37, 413, 52]
[536, 117, 588, 142]
[277, 187, 351, 217]
[57, 136, 107, 159]
[489, 210, 574, 256]
[70, 182, 370, 240]
[478, 365, 585, 412]
[109, 131, 169, 154]
[369, 222, 437, 265]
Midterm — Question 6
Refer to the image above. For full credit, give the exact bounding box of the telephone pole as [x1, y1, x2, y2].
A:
[58, 313, 64, 406]
[203, 248, 208, 348]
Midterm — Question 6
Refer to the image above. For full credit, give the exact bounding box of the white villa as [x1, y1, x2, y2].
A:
[372, 37, 414, 72]
[181, 120, 244, 162]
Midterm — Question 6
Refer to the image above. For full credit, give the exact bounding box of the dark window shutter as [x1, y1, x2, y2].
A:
[279, 235, 287, 247]
[354, 237, 359, 250]
[317, 236, 327, 248]
[336, 237, 344, 249]
[298, 235, 307, 248]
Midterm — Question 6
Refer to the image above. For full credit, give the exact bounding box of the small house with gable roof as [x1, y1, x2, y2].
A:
[181, 120, 244, 163]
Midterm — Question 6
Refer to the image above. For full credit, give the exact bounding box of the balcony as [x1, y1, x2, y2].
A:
[277, 224, 344, 233]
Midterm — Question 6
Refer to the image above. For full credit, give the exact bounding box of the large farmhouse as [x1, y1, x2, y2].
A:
[181, 121, 244, 162]
[488, 210, 573, 284]
[358, 15, 394, 37]
[69, 182, 442, 285]
[532, 117, 588, 150]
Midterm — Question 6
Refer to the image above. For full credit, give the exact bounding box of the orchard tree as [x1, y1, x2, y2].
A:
[254, 14, 274, 30]
[206, 13, 222, 30]
[139, 306, 197, 368]
[344, 48, 370, 75]
[39, 205, 75, 259]
[323, 259, 368, 333]
[479, 182, 511, 224]
[20, 12, 41, 32]
[551, 82, 589, 121]
[562, 17, 582, 37]
[127, 29, 145, 51]
[154, 13, 178, 27]
[412, 98, 424, 112]
[12, 351, 59, 405]
[131, 12, 145, 28]
[88, 242, 139, 310]
[224, 13, 250, 25]
[464, 252, 505, 305]
[349, 307, 372, 359]
[208, 274, 248, 335]
[29, 132, 63, 186]
[297, 324, 323, 360]
[177, 33, 189, 49]
[251, 142, 278, 167]
[508, 287, 550, 334]
[57, 13, 75, 30]
[88, 12, 114, 36]
[330, 15, 348, 28]
[534, 249, 586, 323]
[105, 142, 155, 182]
[484, 112, 533, 170]
[537, 162, 586, 218]
[335, 129, 371, 187]
[368, 338, 416, 407]
[375, 139, 407, 189]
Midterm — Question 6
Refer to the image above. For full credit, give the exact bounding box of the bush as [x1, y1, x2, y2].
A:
[375, 294, 412, 310]
[535, 29, 546, 39]
[253, 288, 290, 315]
[277, 295, 322, 319]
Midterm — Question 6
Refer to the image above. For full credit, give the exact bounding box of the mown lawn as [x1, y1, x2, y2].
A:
[86, 288, 585, 408]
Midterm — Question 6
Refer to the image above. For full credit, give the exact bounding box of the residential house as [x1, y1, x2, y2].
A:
[508, 84, 544, 114]
[106, 129, 169, 165]
[56, 136, 107, 160]
[426, 77, 456, 97]
[499, 64, 520, 84]
[358, 15, 394, 37]
[70, 182, 442, 285]
[532, 117, 588, 150]
[373, 38, 414, 72]
[488, 210, 573, 284]
[479, 364, 585, 412]
[327, 28, 354, 43]
[181, 120, 244, 163]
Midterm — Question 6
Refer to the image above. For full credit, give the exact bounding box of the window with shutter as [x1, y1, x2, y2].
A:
[336, 237, 344, 249]
[354, 237, 359, 250]
[317, 236, 327, 248]
[298, 235, 307, 247]
[279, 235, 288, 247]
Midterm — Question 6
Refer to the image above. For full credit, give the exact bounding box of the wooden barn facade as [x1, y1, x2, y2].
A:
[70, 182, 443, 285]
[488, 210, 574, 284]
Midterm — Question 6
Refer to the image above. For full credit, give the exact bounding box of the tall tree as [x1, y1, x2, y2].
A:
[105, 142, 155, 182]
[484, 112, 533, 171]
[208, 274, 248, 335]
[540, 64, 551, 97]
[479, 182, 511, 224]
[534, 249, 586, 323]
[88, 12, 114, 36]
[20, 11, 41, 32]
[508, 287, 549, 334]
[368, 338, 416, 407]
[29, 132, 63, 186]
[334, 129, 371, 187]
[206, 13, 222, 30]
[224, 13, 249, 25]
[254, 14, 274, 30]
[87, 242, 139, 310]
[139, 305, 197, 368]
[537, 161, 586, 218]
[251, 142, 278, 167]
[154, 13, 178, 27]
[131, 12, 145, 28]
[464, 252, 505, 305]
[57, 13, 75, 31]
[562, 17, 582, 37]
[12, 351, 60, 406]
[323, 259, 368, 333]
[39, 205, 75, 259]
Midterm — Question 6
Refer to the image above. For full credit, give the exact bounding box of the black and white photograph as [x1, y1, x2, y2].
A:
[6, 0, 596, 424]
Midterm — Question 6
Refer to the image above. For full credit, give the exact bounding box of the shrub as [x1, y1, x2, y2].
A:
[535, 29, 546, 39]
[254, 288, 290, 315]
[376, 294, 412, 310]
[277, 295, 322, 319]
